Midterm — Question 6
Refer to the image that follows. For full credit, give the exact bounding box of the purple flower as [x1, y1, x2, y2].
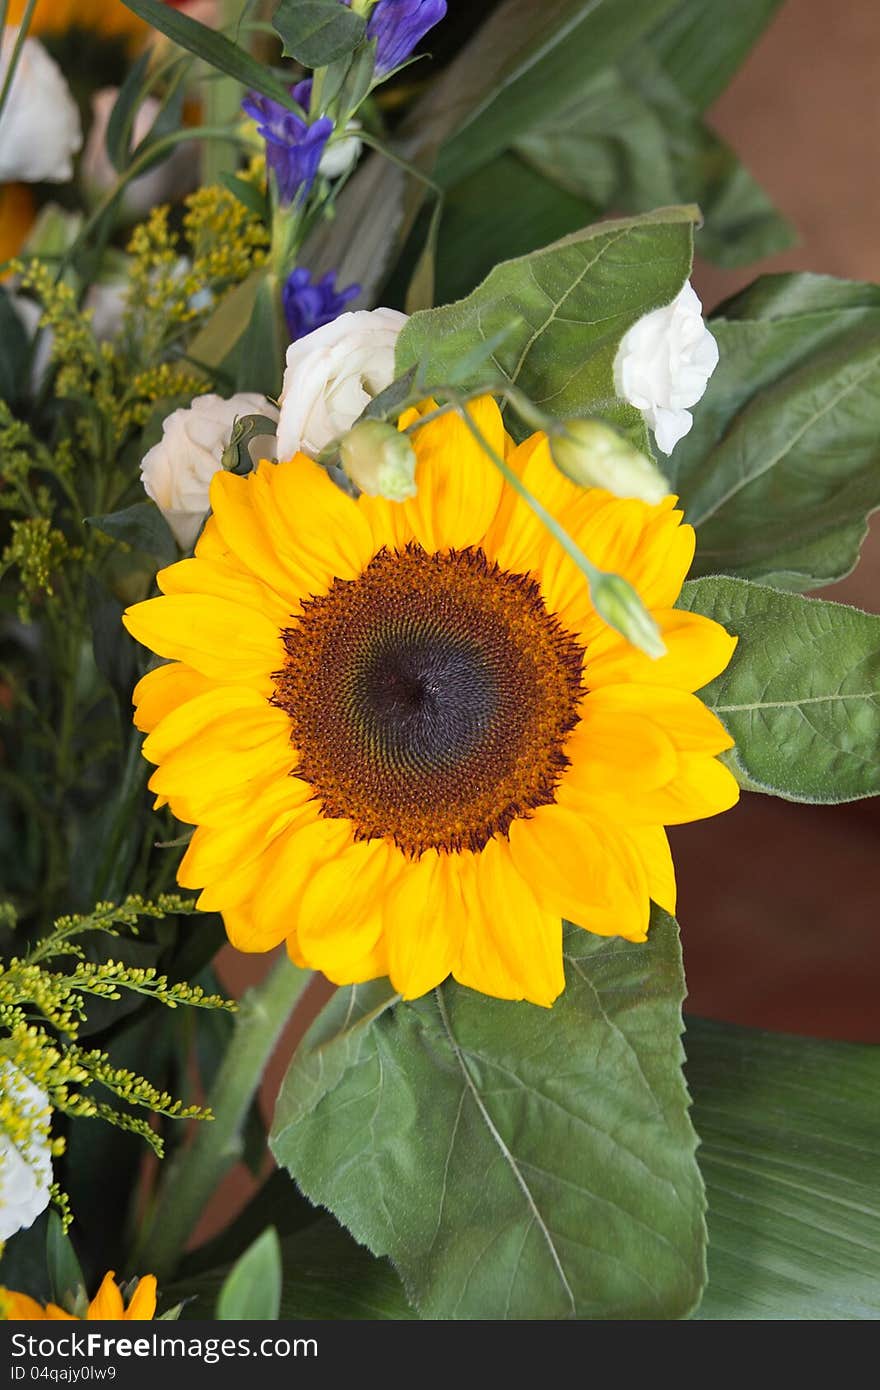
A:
[367, 0, 447, 77]
[283, 267, 361, 341]
[241, 89, 332, 205]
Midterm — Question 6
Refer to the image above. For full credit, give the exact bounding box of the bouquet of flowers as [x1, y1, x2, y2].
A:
[0, 0, 877, 1325]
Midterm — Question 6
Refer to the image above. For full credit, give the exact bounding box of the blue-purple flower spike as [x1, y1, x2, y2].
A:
[283, 268, 361, 341]
[367, 0, 448, 77]
[241, 90, 332, 205]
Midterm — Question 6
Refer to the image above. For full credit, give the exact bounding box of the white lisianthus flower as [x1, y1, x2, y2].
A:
[276, 307, 408, 461]
[82, 89, 194, 220]
[0, 1062, 53, 1242]
[0, 29, 83, 183]
[613, 281, 719, 456]
[140, 393, 279, 550]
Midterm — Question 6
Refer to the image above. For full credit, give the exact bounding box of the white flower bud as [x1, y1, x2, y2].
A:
[276, 307, 408, 461]
[613, 281, 719, 456]
[82, 89, 194, 220]
[319, 121, 362, 180]
[591, 572, 666, 659]
[0, 1061, 53, 1242]
[340, 419, 417, 501]
[552, 420, 668, 504]
[0, 29, 83, 184]
[140, 393, 279, 550]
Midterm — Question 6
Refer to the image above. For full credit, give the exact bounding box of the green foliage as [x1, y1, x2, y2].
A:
[671, 274, 880, 590]
[120, 0, 298, 108]
[272, 0, 366, 68]
[215, 1229, 282, 1321]
[680, 577, 880, 803]
[397, 207, 697, 448]
[272, 913, 705, 1321]
[688, 1018, 880, 1320]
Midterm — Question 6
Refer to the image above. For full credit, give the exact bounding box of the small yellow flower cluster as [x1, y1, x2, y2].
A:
[184, 182, 269, 289]
[0, 518, 70, 621]
[118, 365, 209, 437]
[0, 896, 235, 1223]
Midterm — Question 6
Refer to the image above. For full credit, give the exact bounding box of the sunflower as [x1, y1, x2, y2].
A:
[124, 398, 738, 1006]
[1, 1270, 157, 1320]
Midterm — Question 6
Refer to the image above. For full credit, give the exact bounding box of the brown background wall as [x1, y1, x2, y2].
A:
[203, 0, 880, 1241]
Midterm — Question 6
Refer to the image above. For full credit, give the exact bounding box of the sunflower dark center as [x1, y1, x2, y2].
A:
[272, 544, 584, 855]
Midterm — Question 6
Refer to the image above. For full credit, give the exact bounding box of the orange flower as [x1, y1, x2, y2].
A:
[5, 0, 148, 47]
[1, 1271, 157, 1320]
[0, 183, 35, 273]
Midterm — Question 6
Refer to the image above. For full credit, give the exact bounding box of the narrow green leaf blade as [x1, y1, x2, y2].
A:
[271, 912, 706, 1320]
[649, 0, 785, 112]
[215, 1228, 282, 1321]
[679, 576, 880, 802]
[46, 1212, 85, 1309]
[687, 1017, 880, 1320]
[272, 0, 366, 67]
[121, 0, 297, 108]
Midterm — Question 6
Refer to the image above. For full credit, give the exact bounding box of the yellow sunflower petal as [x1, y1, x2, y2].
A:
[582, 752, 741, 826]
[385, 849, 462, 999]
[178, 780, 313, 888]
[1, 1291, 48, 1318]
[132, 662, 214, 733]
[627, 825, 677, 915]
[578, 684, 734, 755]
[86, 1273, 124, 1320]
[297, 838, 401, 976]
[508, 805, 649, 943]
[157, 555, 292, 628]
[402, 396, 506, 551]
[142, 685, 288, 765]
[319, 927, 390, 986]
[562, 695, 679, 800]
[455, 836, 564, 1006]
[586, 609, 737, 694]
[123, 1276, 157, 1321]
[123, 593, 282, 688]
[248, 816, 357, 951]
[147, 709, 294, 825]
[249, 455, 377, 591]
[208, 468, 315, 601]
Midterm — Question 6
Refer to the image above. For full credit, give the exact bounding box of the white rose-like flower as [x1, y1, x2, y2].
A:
[140, 393, 279, 551]
[0, 29, 83, 183]
[82, 89, 194, 220]
[613, 281, 719, 456]
[0, 1062, 53, 1242]
[276, 307, 408, 461]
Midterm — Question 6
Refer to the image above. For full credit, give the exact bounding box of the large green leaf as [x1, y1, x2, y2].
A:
[680, 576, 880, 802]
[271, 913, 706, 1321]
[430, 0, 679, 186]
[396, 206, 697, 444]
[670, 273, 880, 590]
[272, 0, 366, 68]
[687, 1018, 880, 1319]
[515, 52, 793, 269]
[648, 0, 785, 112]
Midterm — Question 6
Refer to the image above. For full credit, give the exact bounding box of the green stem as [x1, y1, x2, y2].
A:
[134, 953, 310, 1282]
[0, 0, 38, 122]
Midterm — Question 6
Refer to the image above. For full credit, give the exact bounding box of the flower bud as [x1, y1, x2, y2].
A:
[340, 419, 418, 502]
[590, 572, 666, 659]
[552, 420, 668, 505]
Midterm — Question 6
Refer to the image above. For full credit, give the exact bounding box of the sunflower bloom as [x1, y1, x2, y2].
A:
[1, 1271, 157, 1320]
[124, 398, 738, 1006]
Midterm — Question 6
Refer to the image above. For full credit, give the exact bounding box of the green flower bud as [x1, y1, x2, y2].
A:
[339, 419, 418, 502]
[590, 571, 666, 659]
[551, 420, 668, 504]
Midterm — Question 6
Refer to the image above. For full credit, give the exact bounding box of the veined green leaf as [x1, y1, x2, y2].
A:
[515, 52, 793, 269]
[396, 206, 696, 447]
[671, 273, 880, 590]
[688, 1017, 880, 1320]
[271, 913, 706, 1321]
[273, 1, 366, 68]
[679, 576, 880, 802]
